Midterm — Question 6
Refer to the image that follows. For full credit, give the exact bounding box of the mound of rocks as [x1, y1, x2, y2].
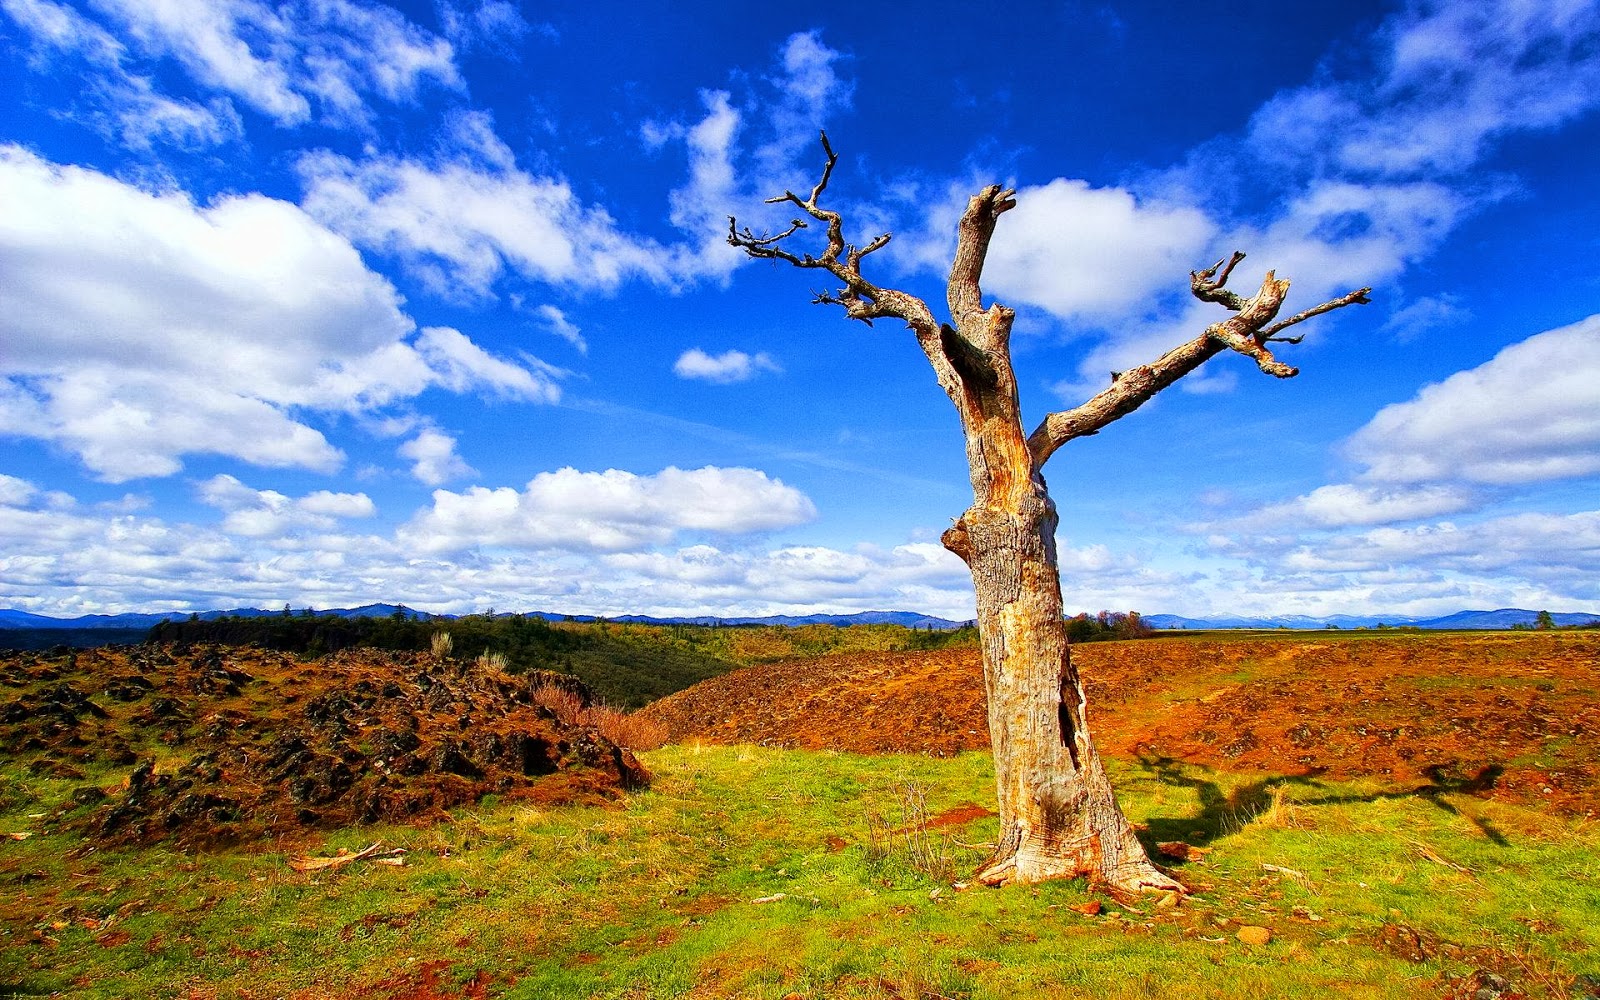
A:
[0, 644, 648, 846]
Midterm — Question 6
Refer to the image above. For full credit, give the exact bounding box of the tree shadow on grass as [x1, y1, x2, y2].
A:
[1130, 754, 1509, 858]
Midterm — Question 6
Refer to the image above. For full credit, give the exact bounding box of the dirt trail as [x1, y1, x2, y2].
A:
[640, 632, 1600, 813]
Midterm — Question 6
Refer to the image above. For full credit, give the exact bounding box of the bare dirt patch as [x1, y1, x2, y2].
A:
[639, 632, 1600, 813]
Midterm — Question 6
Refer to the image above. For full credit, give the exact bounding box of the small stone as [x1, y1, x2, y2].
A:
[1236, 925, 1272, 946]
[1156, 841, 1193, 860]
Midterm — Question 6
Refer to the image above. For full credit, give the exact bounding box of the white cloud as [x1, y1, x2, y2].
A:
[1382, 294, 1471, 342]
[297, 32, 853, 300]
[414, 326, 560, 402]
[197, 473, 374, 537]
[76, 0, 460, 127]
[398, 428, 474, 486]
[904, 178, 1217, 325]
[1179, 313, 1600, 613]
[672, 348, 781, 384]
[0, 474, 977, 617]
[1271, 511, 1600, 588]
[399, 465, 818, 554]
[753, 30, 852, 186]
[912, 1, 1594, 402]
[438, 0, 535, 53]
[297, 145, 673, 298]
[1256, 1, 1600, 177]
[661, 89, 747, 281]
[1346, 314, 1600, 485]
[532, 304, 586, 354]
[0, 147, 556, 481]
[2, 0, 244, 149]
[1222, 483, 1480, 530]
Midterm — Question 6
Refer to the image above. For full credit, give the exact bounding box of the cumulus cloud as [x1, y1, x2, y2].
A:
[1346, 314, 1600, 485]
[414, 326, 560, 402]
[0, 474, 983, 619]
[398, 429, 474, 486]
[901, 178, 1217, 325]
[1267, 512, 1600, 588]
[399, 466, 818, 554]
[1183, 313, 1600, 610]
[672, 348, 781, 384]
[904, 1, 1595, 400]
[0, 147, 557, 481]
[197, 474, 374, 537]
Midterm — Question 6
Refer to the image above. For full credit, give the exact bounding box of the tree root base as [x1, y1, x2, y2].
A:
[975, 851, 1186, 901]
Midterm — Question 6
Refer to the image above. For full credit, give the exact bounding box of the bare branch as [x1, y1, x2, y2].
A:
[1261, 286, 1373, 340]
[1030, 256, 1373, 468]
[727, 131, 937, 339]
[734, 217, 807, 247]
[1190, 251, 1249, 311]
[948, 185, 1018, 335]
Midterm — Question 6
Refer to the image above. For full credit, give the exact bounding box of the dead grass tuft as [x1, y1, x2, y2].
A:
[865, 780, 955, 882]
[531, 683, 667, 750]
[583, 705, 669, 752]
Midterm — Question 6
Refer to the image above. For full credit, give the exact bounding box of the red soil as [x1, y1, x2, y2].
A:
[639, 632, 1600, 814]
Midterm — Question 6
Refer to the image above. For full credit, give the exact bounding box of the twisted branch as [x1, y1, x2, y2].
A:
[728, 131, 934, 334]
[1029, 255, 1371, 467]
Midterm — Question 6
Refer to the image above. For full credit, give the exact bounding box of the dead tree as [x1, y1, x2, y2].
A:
[729, 134, 1368, 895]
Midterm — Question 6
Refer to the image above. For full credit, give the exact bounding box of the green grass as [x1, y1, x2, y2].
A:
[3, 747, 1597, 999]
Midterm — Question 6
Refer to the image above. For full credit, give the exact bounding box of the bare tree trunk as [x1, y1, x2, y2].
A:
[946, 479, 1178, 892]
[728, 133, 1369, 897]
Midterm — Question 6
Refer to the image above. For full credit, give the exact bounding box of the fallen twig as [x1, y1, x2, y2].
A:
[288, 842, 407, 872]
[1260, 862, 1314, 888]
[1405, 838, 1475, 878]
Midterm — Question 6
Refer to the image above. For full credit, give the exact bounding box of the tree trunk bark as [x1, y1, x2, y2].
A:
[944, 473, 1181, 897]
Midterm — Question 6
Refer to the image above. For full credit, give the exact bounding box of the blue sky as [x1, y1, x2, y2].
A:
[2, 0, 1598, 619]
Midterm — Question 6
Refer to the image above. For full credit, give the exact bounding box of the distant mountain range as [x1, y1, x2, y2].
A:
[1142, 609, 1600, 630]
[0, 605, 969, 631]
[2, 604, 1597, 635]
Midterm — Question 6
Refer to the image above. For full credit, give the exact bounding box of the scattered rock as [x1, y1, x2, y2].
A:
[1156, 841, 1210, 861]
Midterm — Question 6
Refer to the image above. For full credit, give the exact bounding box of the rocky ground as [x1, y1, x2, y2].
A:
[639, 631, 1600, 815]
[0, 644, 648, 846]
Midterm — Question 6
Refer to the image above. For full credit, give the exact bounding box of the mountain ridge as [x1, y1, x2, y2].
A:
[4, 605, 1599, 633]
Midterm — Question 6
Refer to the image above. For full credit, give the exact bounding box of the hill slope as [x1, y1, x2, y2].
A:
[640, 631, 1600, 813]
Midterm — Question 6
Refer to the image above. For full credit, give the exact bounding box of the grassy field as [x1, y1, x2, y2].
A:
[4, 742, 1597, 999]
